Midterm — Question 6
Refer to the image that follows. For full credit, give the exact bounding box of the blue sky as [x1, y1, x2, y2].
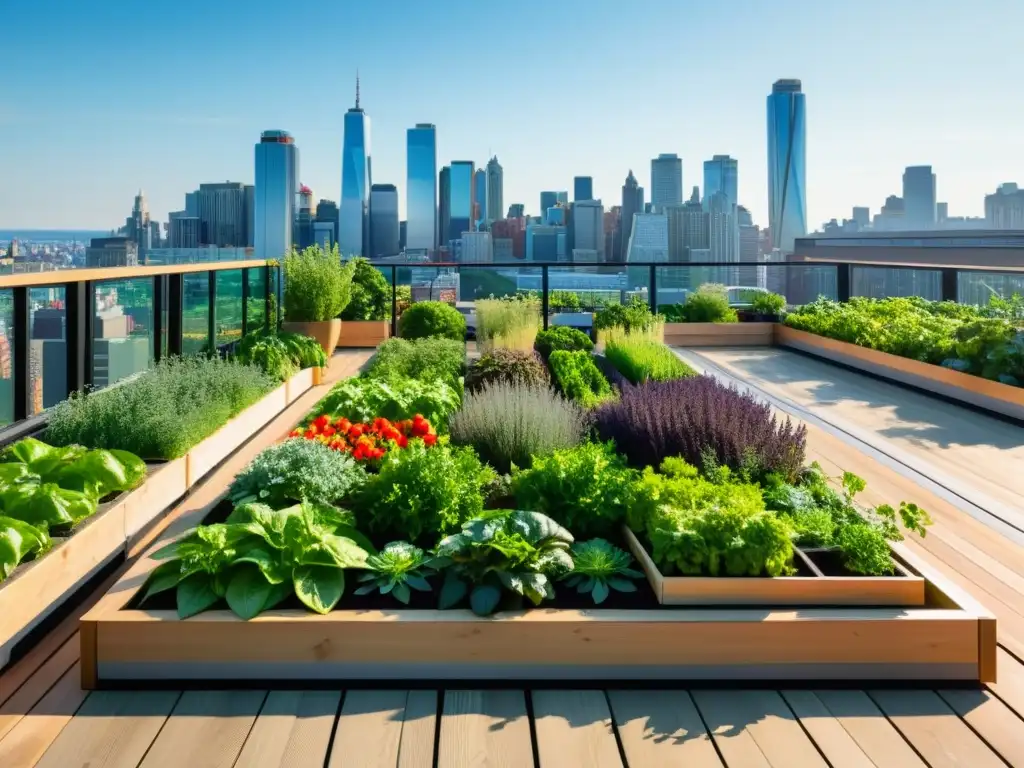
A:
[2, 0, 1022, 231]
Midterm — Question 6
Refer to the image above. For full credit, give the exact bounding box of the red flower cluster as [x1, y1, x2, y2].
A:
[291, 414, 437, 461]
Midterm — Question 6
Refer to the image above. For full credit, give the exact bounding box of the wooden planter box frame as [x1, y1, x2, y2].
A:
[80, 490, 996, 687]
[775, 325, 1024, 421]
[624, 527, 925, 607]
[337, 320, 390, 348]
[663, 322, 775, 347]
[0, 371, 315, 670]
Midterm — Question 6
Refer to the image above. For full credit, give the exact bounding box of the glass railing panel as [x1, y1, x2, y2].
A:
[30, 286, 66, 414]
[246, 268, 267, 332]
[851, 266, 941, 300]
[958, 271, 1024, 314]
[183, 272, 210, 355]
[0, 290, 12, 425]
[215, 269, 244, 346]
[93, 278, 155, 391]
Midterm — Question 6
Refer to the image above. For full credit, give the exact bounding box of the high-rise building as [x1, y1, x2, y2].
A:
[540, 191, 559, 218]
[903, 165, 937, 230]
[572, 200, 605, 260]
[650, 154, 683, 212]
[461, 231, 493, 263]
[526, 224, 567, 262]
[168, 212, 201, 248]
[937, 202, 949, 224]
[767, 79, 807, 253]
[123, 190, 151, 256]
[619, 170, 644, 260]
[707, 191, 739, 286]
[86, 237, 139, 268]
[703, 155, 739, 210]
[369, 184, 400, 257]
[666, 188, 709, 291]
[340, 75, 372, 257]
[556, 191, 569, 205]
[574, 176, 594, 202]
[852, 206, 871, 228]
[438, 166, 451, 251]
[406, 123, 437, 252]
[738, 208, 761, 288]
[485, 157, 504, 223]
[986, 183, 1024, 229]
[874, 195, 906, 231]
[473, 168, 487, 227]
[626, 213, 669, 283]
[253, 130, 298, 259]
[294, 185, 315, 250]
[448, 161, 475, 243]
[195, 182, 250, 246]
[507, 204, 524, 219]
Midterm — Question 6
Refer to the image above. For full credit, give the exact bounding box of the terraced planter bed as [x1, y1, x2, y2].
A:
[775, 325, 1024, 420]
[337, 320, 390, 348]
[663, 322, 775, 347]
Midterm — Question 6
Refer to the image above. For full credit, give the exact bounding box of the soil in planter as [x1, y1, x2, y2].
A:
[802, 547, 905, 578]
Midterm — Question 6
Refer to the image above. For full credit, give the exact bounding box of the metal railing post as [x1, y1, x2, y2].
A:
[941, 268, 959, 303]
[836, 263, 852, 303]
[241, 267, 250, 338]
[65, 280, 92, 395]
[648, 264, 658, 311]
[263, 264, 272, 331]
[167, 274, 184, 357]
[541, 265, 550, 330]
[207, 270, 217, 354]
[12, 287, 31, 421]
[391, 266, 398, 337]
[152, 275, 164, 363]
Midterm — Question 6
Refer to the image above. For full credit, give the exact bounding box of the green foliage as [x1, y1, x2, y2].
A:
[46, 356, 277, 460]
[364, 337, 465, 389]
[341, 258, 390, 321]
[228, 438, 367, 509]
[277, 331, 329, 369]
[603, 337, 696, 384]
[356, 441, 496, 545]
[398, 301, 466, 341]
[309, 375, 461, 429]
[141, 501, 371, 619]
[547, 350, 614, 407]
[534, 326, 594, 360]
[475, 296, 541, 351]
[0, 516, 50, 580]
[283, 244, 355, 322]
[435, 510, 575, 616]
[671, 284, 739, 323]
[562, 538, 643, 604]
[751, 291, 786, 315]
[512, 441, 637, 540]
[549, 290, 582, 311]
[233, 333, 298, 380]
[449, 382, 588, 474]
[593, 295, 659, 333]
[354, 541, 440, 604]
[763, 464, 932, 575]
[465, 349, 549, 393]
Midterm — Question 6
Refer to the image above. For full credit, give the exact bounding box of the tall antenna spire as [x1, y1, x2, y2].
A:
[355, 69, 361, 109]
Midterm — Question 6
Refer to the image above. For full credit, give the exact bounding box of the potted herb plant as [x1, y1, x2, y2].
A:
[338, 257, 392, 347]
[281, 244, 355, 356]
[748, 291, 786, 322]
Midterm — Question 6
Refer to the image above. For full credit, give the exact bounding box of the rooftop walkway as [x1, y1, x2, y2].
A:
[2, 348, 1024, 766]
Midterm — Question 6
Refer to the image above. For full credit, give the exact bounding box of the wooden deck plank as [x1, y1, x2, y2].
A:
[691, 690, 826, 767]
[34, 690, 179, 768]
[437, 690, 533, 768]
[869, 689, 1006, 768]
[138, 690, 266, 768]
[0, 638, 79, 743]
[328, 690, 410, 768]
[532, 690, 622, 768]
[397, 690, 438, 768]
[988, 648, 1024, 719]
[607, 690, 723, 767]
[938, 688, 1024, 766]
[782, 690, 925, 768]
[0, 662, 88, 768]
[233, 690, 340, 768]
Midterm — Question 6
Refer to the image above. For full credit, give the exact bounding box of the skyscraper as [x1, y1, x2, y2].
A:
[369, 184, 400, 257]
[406, 123, 437, 252]
[703, 155, 739, 210]
[195, 182, 250, 246]
[540, 191, 559, 218]
[254, 130, 298, 259]
[438, 166, 451, 249]
[986, 183, 1024, 229]
[340, 74, 372, 257]
[485, 157, 504, 223]
[767, 79, 807, 254]
[574, 176, 594, 202]
[473, 168, 487, 227]
[708, 191, 740, 286]
[619, 170, 644, 260]
[903, 165, 937, 230]
[572, 200, 604, 260]
[650, 154, 683, 212]
[449, 161, 475, 242]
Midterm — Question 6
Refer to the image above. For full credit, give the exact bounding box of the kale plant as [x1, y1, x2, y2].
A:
[354, 541, 440, 604]
[562, 538, 643, 604]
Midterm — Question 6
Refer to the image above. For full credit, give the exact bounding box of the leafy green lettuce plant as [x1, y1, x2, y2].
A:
[534, 326, 594, 360]
[435, 510, 574, 616]
[562, 539, 643, 604]
[364, 337, 465, 389]
[308, 375, 461, 429]
[354, 541, 440, 604]
[0, 516, 50, 580]
[547, 350, 614, 407]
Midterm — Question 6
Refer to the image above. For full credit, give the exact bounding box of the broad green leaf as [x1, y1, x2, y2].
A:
[469, 584, 501, 616]
[176, 573, 220, 619]
[405, 574, 431, 592]
[592, 580, 610, 605]
[438, 573, 468, 609]
[0, 515, 50, 580]
[138, 561, 183, 605]
[332, 524, 377, 556]
[0, 482, 97, 528]
[261, 580, 292, 612]
[607, 576, 638, 593]
[233, 547, 289, 584]
[54, 449, 144, 497]
[0, 462, 34, 489]
[1, 437, 56, 466]
[496, 570, 525, 596]
[319, 534, 369, 569]
[293, 565, 344, 614]
[392, 582, 412, 604]
[225, 565, 273, 620]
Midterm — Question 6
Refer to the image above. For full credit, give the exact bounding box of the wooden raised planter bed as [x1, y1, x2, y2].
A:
[664, 322, 774, 347]
[624, 527, 925, 607]
[775, 325, 1024, 421]
[80, 491, 997, 687]
[338, 320, 390, 348]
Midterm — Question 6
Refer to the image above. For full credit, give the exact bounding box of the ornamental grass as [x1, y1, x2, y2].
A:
[476, 297, 541, 351]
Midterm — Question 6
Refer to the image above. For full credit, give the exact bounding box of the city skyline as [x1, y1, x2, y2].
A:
[3, 0, 1024, 230]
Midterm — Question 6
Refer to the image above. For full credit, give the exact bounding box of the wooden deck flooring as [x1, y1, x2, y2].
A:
[4, 347, 1024, 766]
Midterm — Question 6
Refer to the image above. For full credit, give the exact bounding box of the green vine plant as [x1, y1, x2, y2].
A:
[561, 538, 644, 604]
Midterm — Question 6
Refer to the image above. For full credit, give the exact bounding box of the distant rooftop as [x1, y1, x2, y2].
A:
[772, 79, 803, 93]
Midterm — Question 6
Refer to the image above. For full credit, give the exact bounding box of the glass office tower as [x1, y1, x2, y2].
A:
[903, 165, 937, 230]
[253, 130, 298, 259]
[540, 191, 558, 218]
[448, 161, 474, 242]
[369, 183, 400, 257]
[340, 78, 372, 257]
[574, 176, 594, 202]
[473, 168, 487, 228]
[406, 123, 437, 251]
[767, 79, 807, 253]
[703, 155, 739, 210]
